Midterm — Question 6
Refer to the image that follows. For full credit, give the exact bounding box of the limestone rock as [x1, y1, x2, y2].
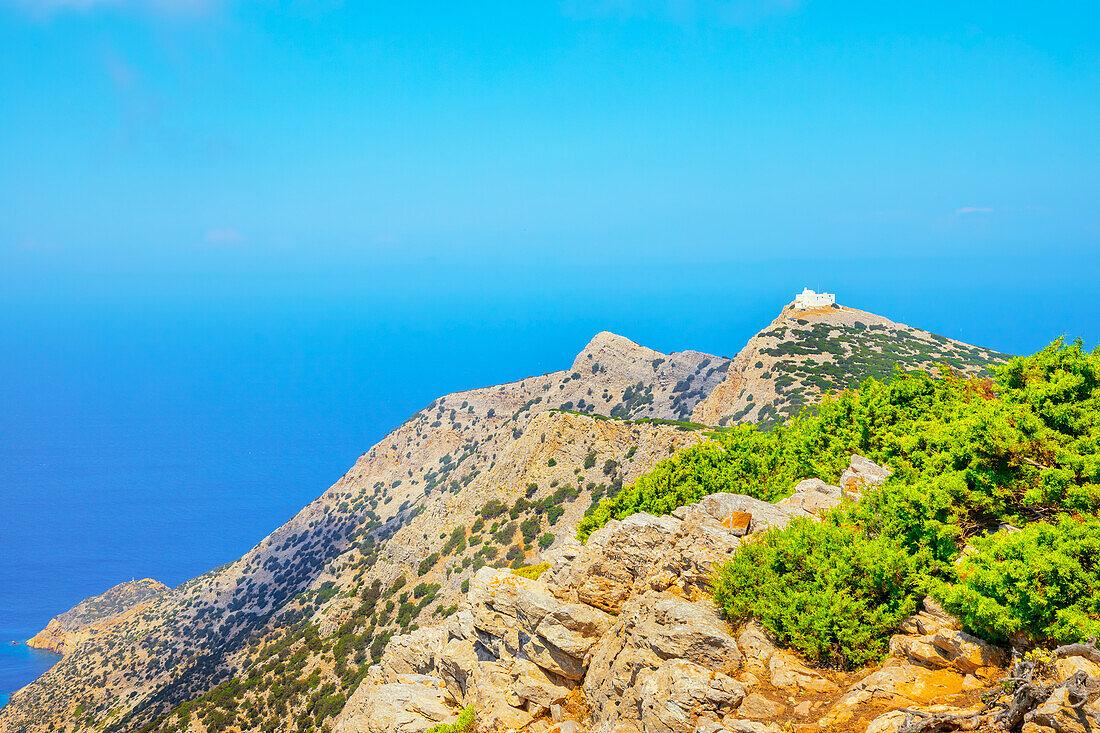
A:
[777, 478, 843, 515]
[672, 493, 808, 537]
[633, 659, 746, 733]
[511, 658, 574, 708]
[839, 454, 892, 498]
[468, 567, 614, 682]
[768, 650, 838, 693]
[736, 623, 778, 671]
[471, 661, 537, 732]
[736, 693, 786, 720]
[584, 591, 743, 733]
[863, 711, 907, 733]
[1054, 656, 1100, 685]
[382, 624, 451, 680]
[823, 663, 965, 728]
[437, 638, 480, 703]
[551, 513, 682, 613]
[1022, 684, 1096, 733]
[333, 674, 460, 733]
[889, 630, 1006, 675]
[553, 494, 805, 614]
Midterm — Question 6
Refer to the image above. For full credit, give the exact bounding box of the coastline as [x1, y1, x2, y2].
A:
[0, 638, 62, 709]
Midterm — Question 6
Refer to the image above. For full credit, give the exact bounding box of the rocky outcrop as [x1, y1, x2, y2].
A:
[335, 674, 461, 733]
[548, 493, 810, 614]
[583, 591, 744, 733]
[340, 456, 1007, 733]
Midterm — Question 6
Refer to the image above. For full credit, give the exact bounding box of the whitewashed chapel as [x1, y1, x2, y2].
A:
[793, 288, 836, 309]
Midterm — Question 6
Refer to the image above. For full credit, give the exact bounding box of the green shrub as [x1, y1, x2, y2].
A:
[512, 563, 550, 580]
[936, 516, 1100, 644]
[520, 517, 541, 542]
[713, 514, 923, 668]
[538, 532, 555, 549]
[480, 499, 507, 519]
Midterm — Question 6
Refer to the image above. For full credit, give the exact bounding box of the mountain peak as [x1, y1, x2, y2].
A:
[570, 331, 660, 374]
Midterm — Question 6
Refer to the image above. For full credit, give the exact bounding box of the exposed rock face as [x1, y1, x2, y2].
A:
[583, 591, 744, 733]
[335, 674, 461, 733]
[888, 629, 1007, 676]
[26, 578, 168, 656]
[549, 493, 810, 614]
[692, 302, 1006, 428]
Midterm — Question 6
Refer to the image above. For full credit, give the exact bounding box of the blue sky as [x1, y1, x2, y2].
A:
[2, 0, 1098, 310]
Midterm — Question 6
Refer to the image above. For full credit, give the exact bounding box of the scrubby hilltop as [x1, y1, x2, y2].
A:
[693, 301, 1006, 427]
[0, 298, 1011, 733]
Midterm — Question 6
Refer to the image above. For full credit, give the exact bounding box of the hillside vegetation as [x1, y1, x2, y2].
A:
[581, 338, 1100, 668]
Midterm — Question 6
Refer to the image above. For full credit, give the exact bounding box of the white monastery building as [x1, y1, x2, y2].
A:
[793, 288, 836, 309]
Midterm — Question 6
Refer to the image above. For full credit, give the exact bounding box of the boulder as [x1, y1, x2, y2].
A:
[822, 663, 964, 728]
[333, 674, 460, 733]
[468, 567, 614, 681]
[889, 630, 1005, 676]
[471, 661, 536, 732]
[839, 455, 892, 497]
[633, 658, 746, 733]
[736, 693, 786, 720]
[511, 658, 574, 708]
[778, 478, 843, 515]
[1054, 656, 1100, 686]
[863, 711, 907, 733]
[584, 591, 743, 733]
[1021, 684, 1096, 733]
[550, 513, 683, 613]
[552, 494, 808, 613]
[672, 493, 808, 536]
[736, 623, 777, 672]
[767, 650, 838, 693]
[437, 638, 480, 704]
[381, 624, 451, 680]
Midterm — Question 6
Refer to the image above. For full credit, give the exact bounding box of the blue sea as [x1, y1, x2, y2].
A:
[1, 259, 1095, 705]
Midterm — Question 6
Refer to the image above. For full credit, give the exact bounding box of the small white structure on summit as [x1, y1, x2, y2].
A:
[793, 288, 835, 309]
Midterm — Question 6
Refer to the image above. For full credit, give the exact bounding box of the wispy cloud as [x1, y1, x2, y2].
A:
[5, 0, 219, 17]
[561, 0, 804, 27]
[204, 228, 243, 245]
[955, 206, 994, 215]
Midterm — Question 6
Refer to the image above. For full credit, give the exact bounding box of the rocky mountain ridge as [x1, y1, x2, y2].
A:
[2, 299, 1010, 733]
